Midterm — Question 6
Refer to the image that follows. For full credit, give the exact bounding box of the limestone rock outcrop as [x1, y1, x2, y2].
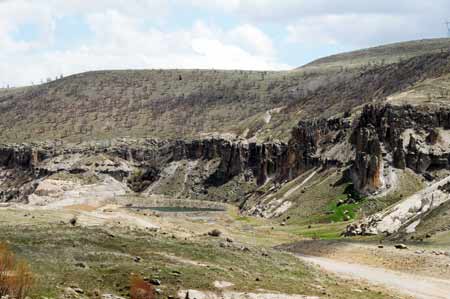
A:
[0, 116, 352, 204]
[1, 104, 449, 226]
[349, 105, 450, 195]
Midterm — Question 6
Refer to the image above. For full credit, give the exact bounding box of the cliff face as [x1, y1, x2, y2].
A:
[351, 128, 384, 194]
[344, 105, 450, 236]
[0, 146, 43, 202]
[0, 116, 352, 204]
[1, 104, 449, 217]
[109, 139, 289, 187]
[349, 105, 450, 195]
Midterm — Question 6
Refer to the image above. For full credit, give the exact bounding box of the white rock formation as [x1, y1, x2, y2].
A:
[365, 175, 450, 235]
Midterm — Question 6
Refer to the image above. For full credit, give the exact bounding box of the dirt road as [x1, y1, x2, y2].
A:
[297, 254, 450, 299]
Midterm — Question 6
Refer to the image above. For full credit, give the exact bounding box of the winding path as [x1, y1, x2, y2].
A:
[297, 254, 450, 299]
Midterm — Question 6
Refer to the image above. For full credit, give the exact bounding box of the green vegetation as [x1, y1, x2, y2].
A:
[277, 170, 352, 226]
[0, 212, 393, 299]
[326, 197, 360, 223]
[325, 184, 366, 223]
[281, 222, 349, 240]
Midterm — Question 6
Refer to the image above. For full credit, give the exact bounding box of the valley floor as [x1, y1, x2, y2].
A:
[0, 198, 406, 299]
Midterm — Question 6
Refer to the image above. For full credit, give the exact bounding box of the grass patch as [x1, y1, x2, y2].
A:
[0, 224, 318, 298]
[0, 208, 398, 299]
[282, 222, 349, 240]
[325, 184, 367, 223]
[326, 198, 359, 222]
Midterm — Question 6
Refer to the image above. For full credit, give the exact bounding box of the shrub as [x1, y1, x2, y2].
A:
[130, 274, 155, 299]
[208, 229, 222, 237]
[0, 243, 34, 299]
[69, 217, 77, 226]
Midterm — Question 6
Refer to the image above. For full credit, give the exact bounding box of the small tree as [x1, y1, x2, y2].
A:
[0, 243, 34, 299]
[130, 274, 155, 299]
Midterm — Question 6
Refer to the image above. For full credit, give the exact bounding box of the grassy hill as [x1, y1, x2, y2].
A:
[303, 38, 450, 71]
[0, 68, 349, 143]
[1, 38, 450, 144]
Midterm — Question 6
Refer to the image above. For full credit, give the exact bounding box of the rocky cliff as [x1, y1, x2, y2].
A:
[345, 105, 450, 236]
[350, 105, 450, 195]
[1, 104, 450, 230]
[0, 115, 352, 204]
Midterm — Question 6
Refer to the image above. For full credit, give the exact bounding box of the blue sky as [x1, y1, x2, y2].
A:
[1, 0, 449, 86]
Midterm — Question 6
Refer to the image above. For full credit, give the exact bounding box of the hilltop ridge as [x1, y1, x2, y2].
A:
[302, 38, 450, 70]
[1, 38, 450, 144]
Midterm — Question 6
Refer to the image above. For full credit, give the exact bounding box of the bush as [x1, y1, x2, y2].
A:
[208, 229, 222, 237]
[0, 243, 34, 299]
[69, 217, 77, 226]
[130, 274, 155, 299]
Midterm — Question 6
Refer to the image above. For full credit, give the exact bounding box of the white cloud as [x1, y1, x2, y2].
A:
[0, 0, 170, 53]
[0, 1, 55, 52]
[187, 0, 450, 48]
[1, 0, 449, 86]
[189, 0, 448, 21]
[286, 14, 416, 47]
[187, 0, 240, 12]
[228, 24, 275, 56]
[0, 7, 288, 87]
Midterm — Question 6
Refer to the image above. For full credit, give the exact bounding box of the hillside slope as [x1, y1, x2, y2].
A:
[1, 38, 449, 144]
[303, 38, 450, 70]
[0, 69, 337, 142]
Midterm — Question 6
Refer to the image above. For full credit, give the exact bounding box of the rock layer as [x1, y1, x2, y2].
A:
[350, 105, 450, 195]
[0, 116, 351, 203]
[1, 104, 450, 221]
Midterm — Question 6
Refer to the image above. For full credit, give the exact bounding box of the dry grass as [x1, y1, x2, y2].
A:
[0, 243, 34, 299]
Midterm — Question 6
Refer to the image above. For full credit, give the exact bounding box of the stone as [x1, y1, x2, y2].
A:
[133, 256, 142, 263]
[74, 262, 88, 269]
[101, 294, 126, 299]
[73, 288, 84, 294]
[395, 244, 408, 250]
[149, 279, 161, 286]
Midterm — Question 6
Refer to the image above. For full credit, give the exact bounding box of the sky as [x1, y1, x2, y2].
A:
[1, 0, 450, 87]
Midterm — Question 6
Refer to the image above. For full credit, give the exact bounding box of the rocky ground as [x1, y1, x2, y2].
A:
[0, 197, 406, 299]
